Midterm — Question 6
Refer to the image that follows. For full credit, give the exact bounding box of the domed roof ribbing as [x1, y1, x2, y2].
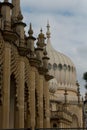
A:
[46, 22, 77, 93]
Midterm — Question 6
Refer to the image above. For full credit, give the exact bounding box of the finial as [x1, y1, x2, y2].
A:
[38, 28, 45, 38]
[28, 23, 33, 36]
[40, 28, 43, 33]
[46, 20, 51, 38]
[64, 88, 68, 95]
[17, 10, 23, 22]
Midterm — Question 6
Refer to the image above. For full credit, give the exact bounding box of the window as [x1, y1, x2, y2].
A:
[58, 64, 62, 71]
[48, 63, 52, 70]
[53, 123, 57, 128]
[53, 63, 57, 70]
[68, 65, 70, 71]
[63, 64, 67, 70]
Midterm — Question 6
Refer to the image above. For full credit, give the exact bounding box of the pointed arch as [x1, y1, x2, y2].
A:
[71, 114, 79, 128]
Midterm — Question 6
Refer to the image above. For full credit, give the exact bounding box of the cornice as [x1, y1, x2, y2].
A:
[2, 30, 19, 42]
[29, 57, 41, 68]
[0, 2, 14, 9]
[13, 22, 26, 28]
[17, 47, 30, 57]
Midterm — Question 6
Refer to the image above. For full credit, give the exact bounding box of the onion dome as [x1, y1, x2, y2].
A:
[46, 22, 78, 101]
[38, 28, 45, 38]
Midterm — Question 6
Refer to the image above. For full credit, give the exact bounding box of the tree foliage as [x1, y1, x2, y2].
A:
[83, 72, 87, 81]
[83, 72, 87, 89]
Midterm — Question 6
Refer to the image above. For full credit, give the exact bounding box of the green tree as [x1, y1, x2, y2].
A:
[83, 72, 87, 89]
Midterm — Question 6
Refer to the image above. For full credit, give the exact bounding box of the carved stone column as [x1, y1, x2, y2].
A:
[18, 57, 25, 128]
[29, 66, 36, 130]
[43, 79, 50, 128]
[0, 33, 4, 128]
[38, 72, 44, 128]
[2, 43, 11, 128]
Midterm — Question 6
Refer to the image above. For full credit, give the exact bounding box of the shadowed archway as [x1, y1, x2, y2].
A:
[9, 74, 16, 128]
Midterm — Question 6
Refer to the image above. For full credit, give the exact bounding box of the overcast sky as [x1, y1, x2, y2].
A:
[20, 0, 87, 96]
[1, 0, 87, 96]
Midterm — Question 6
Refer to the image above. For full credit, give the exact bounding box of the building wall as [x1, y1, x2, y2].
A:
[0, 34, 50, 129]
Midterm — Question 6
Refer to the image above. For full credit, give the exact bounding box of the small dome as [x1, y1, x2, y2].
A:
[38, 28, 45, 39]
[49, 78, 58, 93]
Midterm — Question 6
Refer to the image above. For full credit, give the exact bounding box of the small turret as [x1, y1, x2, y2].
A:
[17, 10, 23, 22]
[37, 28, 46, 48]
[26, 23, 36, 57]
[0, 0, 13, 30]
[35, 29, 46, 63]
[42, 47, 49, 70]
[12, 0, 20, 22]
[46, 21, 51, 39]
[13, 10, 26, 47]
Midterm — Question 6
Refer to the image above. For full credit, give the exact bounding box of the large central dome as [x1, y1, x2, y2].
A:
[46, 22, 78, 101]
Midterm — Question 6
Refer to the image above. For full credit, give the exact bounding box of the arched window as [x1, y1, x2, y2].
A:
[71, 115, 79, 128]
[63, 64, 67, 71]
[48, 63, 52, 70]
[53, 123, 57, 128]
[68, 65, 70, 71]
[53, 63, 57, 70]
[58, 64, 62, 71]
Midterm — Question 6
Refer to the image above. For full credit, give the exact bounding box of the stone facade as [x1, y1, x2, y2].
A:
[0, 0, 83, 129]
[0, 0, 52, 129]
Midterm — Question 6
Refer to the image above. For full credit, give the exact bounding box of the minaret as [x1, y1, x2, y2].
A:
[42, 47, 49, 69]
[35, 29, 46, 62]
[46, 21, 53, 49]
[1, 0, 13, 30]
[46, 21, 51, 39]
[12, 0, 20, 22]
[26, 23, 36, 56]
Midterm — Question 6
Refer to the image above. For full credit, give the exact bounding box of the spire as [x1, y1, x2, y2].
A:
[28, 23, 33, 36]
[17, 10, 23, 22]
[46, 20, 51, 38]
[12, 0, 20, 21]
[37, 28, 46, 48]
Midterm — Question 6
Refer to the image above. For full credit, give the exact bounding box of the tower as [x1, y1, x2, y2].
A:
[12, 0, 20, 22]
